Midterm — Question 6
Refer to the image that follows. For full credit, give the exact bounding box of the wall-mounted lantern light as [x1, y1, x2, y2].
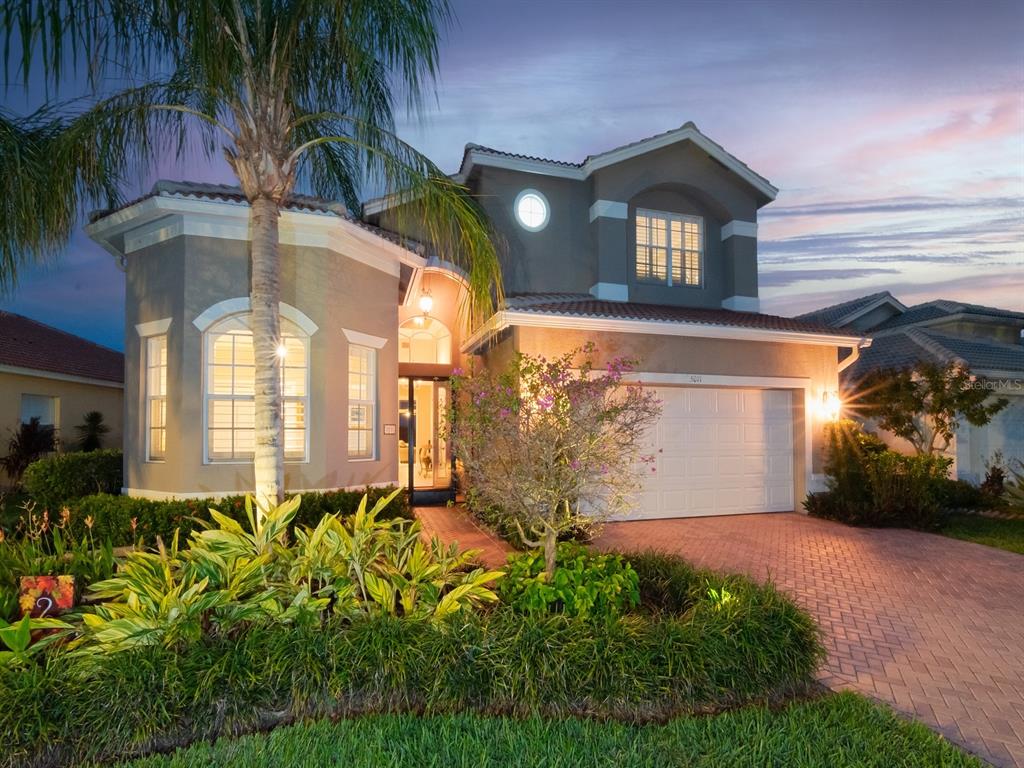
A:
[819, 390, 842, 421]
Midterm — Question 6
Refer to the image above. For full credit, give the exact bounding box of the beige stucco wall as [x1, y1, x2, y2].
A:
[124, 233, 401, 498]
[481, 325, 843, 507]
[0, 371, 123, 485]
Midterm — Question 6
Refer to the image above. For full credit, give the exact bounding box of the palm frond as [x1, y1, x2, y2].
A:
[292, 113, 503, 325]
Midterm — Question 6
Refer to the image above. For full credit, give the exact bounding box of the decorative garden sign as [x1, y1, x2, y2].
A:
[19, 575, 75, 618]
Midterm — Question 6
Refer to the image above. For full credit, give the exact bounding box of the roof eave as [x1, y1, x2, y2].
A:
[462, 309, 867, 355]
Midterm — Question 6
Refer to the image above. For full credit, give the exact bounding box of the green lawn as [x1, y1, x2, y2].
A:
[940, 513, 1024, 555]
[113, 693, 978, 768]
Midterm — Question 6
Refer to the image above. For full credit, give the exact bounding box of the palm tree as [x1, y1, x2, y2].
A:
[75, 411, 111, 452]
[2, 0, 502, 510]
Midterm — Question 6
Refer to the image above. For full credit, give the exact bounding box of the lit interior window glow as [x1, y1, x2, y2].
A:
[515, 190, 549, 230]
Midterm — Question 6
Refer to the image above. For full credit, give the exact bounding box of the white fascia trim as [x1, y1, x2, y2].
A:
[135, 318, 172, 337]
[462, 310, 867, 354]
[0, 363, 124, 390]
[721, 296, 760, 313]
[342, 328, 389, 349]
[588, 200, 629, 222]
[88, 196, 423, 275]
[192, 298, 319, 336]
[721, 220, 758, 240]
[122, 480, 397, 501]
[589, 283, 629, 302]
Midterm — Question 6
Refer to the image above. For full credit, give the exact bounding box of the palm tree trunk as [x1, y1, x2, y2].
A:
[250, 196, 284, 511]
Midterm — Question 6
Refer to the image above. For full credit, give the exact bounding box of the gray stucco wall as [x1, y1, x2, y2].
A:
[125, 232, 399, 497]
[452, 139, 765, 306]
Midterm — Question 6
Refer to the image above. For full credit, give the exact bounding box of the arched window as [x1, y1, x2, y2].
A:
[204, 313, 309, 462]
[399, 317, 452, 364]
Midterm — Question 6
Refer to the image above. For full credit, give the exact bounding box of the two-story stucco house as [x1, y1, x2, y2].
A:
[87, 123, 868, 518]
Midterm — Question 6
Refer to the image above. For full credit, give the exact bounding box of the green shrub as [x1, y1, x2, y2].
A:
[26, 486, 411, 547]
[22, 450, 123, 509]
[72, 493, 501, 654]
[499, 543, 639, 620]
[808, 421, 951, 529]
[934, 478, 992, 510]
[0, 551, 822, 767]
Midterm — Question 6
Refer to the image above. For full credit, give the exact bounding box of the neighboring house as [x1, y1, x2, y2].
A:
[798, 292, 1024, 482]
[88, 123, 868, 518]
[0, 311, 124, 485]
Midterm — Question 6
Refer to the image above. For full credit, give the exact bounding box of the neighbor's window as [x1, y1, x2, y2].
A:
[145, 334, 168, 460]
[635, 209, 702, 286]
[20, 394, 58, 427]
[348, 345, 376, 459]
[204, 314, 308, 462]
[399, 317, 452, 365]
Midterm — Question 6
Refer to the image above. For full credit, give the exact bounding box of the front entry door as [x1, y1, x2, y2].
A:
[398, 378, 451, 492]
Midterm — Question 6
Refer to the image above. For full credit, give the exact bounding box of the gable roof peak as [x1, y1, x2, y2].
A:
[452, 123, 777, 202]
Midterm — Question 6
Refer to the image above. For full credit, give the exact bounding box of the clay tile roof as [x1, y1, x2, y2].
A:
[90, 180, 424, 256]
[504, 293, 858, 337]
[795, 291, 897, 327]
[844, 327, 1024, 381]
[870, 299, 1024, 332]
[0, 311, 124, 384]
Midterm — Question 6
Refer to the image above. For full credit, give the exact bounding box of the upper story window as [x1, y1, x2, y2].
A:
[514, 189, 549, 231]
[635, 209, 703, 287]
[204, 314, 309, 463]
[145, 334, 168, 461]
[399, 317, 452, 364]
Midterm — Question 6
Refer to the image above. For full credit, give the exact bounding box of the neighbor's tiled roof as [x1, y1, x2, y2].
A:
[91, 181, 424, 255]
[845, 327, 1024, 381]
[0, 311, 124, 383]
[504, 293, 858, 337]
[870, 299, 1024, 332]
[795, 291, 897, 328]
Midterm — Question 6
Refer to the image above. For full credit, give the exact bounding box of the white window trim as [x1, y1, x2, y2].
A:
[144, 334, 168, 463]
[201, 313, 312, 465]
[348, 344, 378, 461]
[514, 188, 550, 232]
[341, 328, 388, 349]
[634, 208, 704, 288]
[193, 298, 318, 336]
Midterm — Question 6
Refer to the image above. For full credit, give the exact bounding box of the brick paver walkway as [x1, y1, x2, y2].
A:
[595, 514, 1024, 768]
[415, 506, 513, 567]
[418, 506, 1024, 767]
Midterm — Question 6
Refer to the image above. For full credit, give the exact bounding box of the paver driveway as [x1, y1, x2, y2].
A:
[594, 513, 1024, 768]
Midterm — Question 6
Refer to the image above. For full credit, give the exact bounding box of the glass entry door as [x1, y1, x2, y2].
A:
[398, 378, 451, 490]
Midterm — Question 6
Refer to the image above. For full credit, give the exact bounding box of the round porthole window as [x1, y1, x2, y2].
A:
[514, 189, 549, 231]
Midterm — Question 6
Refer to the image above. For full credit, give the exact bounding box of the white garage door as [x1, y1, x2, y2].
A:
[629, 386, 795, 519]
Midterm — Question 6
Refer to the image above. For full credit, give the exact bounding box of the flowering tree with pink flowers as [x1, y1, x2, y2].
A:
[451, 344, 661, 577]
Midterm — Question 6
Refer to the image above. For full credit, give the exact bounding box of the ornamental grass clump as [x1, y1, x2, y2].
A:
[451, 344, 661, 576]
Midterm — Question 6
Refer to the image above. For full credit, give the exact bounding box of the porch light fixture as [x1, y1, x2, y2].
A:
[275, 343, 288, 359]
[819, 391, 842, 421]
[418, 289, 434, 317]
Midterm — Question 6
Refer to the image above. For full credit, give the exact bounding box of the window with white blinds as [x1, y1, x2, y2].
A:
[635, 209, 703, 287]
[145, 334, 168, 460]
[204, 314, 309, 462]
[348, 345, 376, 459]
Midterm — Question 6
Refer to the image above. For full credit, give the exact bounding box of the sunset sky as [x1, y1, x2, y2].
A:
[2, 0, 1022, 349]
